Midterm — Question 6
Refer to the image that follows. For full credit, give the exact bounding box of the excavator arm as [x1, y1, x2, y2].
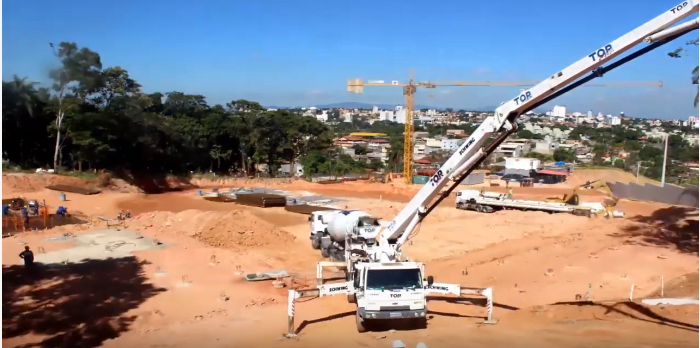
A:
[375, 0, 699, 261]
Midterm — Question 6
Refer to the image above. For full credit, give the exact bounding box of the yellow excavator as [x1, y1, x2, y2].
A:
[544, 180, 604, 206]
[545, 188, 581, 206]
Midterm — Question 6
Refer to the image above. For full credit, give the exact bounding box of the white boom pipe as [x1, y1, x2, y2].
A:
[645, 18, 699, 43]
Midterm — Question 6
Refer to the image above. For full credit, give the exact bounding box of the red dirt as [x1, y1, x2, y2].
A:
[127, 210, 296, 250]
[2, 173, 698, 348]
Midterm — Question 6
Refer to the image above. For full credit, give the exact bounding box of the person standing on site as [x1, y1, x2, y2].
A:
[20, 206, 29, 226]
[19, 246, 35, 267]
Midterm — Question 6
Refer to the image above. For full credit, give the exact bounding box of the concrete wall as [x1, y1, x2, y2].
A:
[607, 181, 699, 207]
[460, 172, 485, 185]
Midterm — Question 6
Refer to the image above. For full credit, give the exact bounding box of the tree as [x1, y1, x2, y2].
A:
[48, 42, 103, 170]
[516, 129, 534, 139]
[553, 148, 576, 163]
[613, 158, 626, 169]
[668, 39, 699, 107]
[352, 144, 369, 155]
[2, 41, 388, 179]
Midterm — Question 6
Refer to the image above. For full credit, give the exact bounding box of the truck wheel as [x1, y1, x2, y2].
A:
[321, 248, 330, 258]
[347, 293, 357, 304]
[356, 311, 369, 333]
[311, 235, 321, 250]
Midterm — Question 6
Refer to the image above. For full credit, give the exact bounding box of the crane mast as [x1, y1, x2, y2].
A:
[376, 0, 699, 261]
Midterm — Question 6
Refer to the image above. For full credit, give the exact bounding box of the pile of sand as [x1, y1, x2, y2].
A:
[568, 168, 658, 187]
[128, 209, 296, 250]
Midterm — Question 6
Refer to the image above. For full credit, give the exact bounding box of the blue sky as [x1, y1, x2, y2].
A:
[3, 0, 699, 119]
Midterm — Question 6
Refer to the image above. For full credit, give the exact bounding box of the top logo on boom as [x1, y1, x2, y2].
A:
[589, 44, 613, 62]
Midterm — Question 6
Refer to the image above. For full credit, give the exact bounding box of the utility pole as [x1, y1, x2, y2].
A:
[636, 161, 641, 184]
[660, 134, 668, 187]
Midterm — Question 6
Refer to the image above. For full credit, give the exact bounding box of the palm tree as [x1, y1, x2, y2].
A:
[5, 75, 38, 116]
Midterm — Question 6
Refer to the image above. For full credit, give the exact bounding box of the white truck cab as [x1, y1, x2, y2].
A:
[308, 210, 336, 251]
[353, 262, 430, 332]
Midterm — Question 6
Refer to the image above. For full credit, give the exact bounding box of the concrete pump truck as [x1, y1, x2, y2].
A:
[285, 0, 700, 335]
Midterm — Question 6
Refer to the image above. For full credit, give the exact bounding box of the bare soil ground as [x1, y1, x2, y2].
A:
[2, 173, 698, 348]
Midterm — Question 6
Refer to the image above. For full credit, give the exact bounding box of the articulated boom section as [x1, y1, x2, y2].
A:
[377, 0, 699, 259]
[492, 0, 698, 128]
[377, 122, 502, 258]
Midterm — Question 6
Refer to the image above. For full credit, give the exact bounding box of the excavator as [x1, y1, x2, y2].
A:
[544, 180, 606, 206]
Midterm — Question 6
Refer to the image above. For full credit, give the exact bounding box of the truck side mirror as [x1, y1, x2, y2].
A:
[427, 275, 434, 286]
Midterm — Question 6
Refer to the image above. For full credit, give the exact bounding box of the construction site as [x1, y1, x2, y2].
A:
[3, 4, 700, 348]
[2, 167, 698, 348]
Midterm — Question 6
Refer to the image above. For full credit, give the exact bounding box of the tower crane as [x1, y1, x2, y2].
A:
[282, 0, 699, 336]
[348, 73, 664, 184]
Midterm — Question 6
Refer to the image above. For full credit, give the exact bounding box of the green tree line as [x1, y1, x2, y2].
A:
[3, 42, 333, 176]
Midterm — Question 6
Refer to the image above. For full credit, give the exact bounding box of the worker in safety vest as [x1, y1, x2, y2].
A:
[56, 206, 68, 217]
[20, 206, 29, 225]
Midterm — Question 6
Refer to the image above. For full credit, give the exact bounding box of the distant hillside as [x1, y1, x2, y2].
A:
[266, 102, 548, 113]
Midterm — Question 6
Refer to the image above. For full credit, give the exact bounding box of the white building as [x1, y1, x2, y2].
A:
[606, 115, 621, 126]
[372, 106, 378, 114]
[551, 105, 566, 118]
[394, 109, 407, 124]
[379, 111, 391, 121]
[506, 157, 541, 171]
[442, 138, 464, 152]
[316, 112, 328, 123]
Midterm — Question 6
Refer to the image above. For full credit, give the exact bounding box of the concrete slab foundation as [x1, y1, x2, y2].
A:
[37, 229, 168, 265]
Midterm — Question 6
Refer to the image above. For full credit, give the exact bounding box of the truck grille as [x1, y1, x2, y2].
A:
[379, 305, 411, 311]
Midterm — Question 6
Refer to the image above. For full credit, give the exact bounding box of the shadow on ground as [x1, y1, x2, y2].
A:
[2, 257, 166, 348]
[610, 206, 698, 255]
[550, 301, 698, 332]
[113, 171, 195, 194]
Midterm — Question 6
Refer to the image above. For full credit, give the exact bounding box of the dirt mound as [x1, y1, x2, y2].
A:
[569, 169, 658, 187]
[128, 209, 296, 250]
[2, 173, 97, 195]
[646, 272, 699, 299]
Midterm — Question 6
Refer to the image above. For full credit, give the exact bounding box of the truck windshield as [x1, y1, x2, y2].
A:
[365, 268, 422, 291]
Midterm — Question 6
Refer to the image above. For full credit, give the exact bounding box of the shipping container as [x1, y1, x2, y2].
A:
[412, 175, 430, 184]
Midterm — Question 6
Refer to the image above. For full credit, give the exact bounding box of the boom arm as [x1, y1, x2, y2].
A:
[375, 0, 699, 262]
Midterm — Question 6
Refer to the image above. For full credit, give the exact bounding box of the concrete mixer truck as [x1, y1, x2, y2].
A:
[309, 210, 382, 260]
[285, 1, 699, 335]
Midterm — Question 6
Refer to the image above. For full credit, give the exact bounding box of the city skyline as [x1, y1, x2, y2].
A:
[3, 0, 698, 119]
